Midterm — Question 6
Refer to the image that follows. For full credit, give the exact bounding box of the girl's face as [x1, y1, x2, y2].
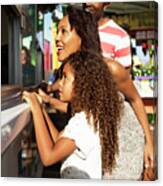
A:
[58, 63, 75, 102]
[56, 16, 81, 62]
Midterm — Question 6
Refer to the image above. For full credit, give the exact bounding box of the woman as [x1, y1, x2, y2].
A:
[38, 6, 154, 180]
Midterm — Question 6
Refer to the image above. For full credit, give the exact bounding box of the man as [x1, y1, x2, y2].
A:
[83, 2, 131, 74]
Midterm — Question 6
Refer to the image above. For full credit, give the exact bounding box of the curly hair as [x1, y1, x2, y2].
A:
[65, 51, 123, 173]
[66, 6, 102, 55]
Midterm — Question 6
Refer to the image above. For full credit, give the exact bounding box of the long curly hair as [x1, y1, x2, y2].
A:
[65, 51, 123, 173]
[66, 6, 102, 55]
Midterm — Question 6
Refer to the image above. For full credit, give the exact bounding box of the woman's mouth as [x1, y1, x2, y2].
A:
[58, 90, 62, 98]
[57, 46, 64, 55]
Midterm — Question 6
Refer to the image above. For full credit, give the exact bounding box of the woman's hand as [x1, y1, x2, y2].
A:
[144, 140, 154, 168]
[47, 84, 53, 93]
[38, 89, 50, 103]
[143, 141, 156, 180]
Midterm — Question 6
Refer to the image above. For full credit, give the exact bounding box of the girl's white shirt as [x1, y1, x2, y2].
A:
[60, 111, 102, 179]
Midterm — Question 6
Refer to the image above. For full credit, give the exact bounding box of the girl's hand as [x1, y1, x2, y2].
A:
[38, 89, 50, 103]
[22, 91, 40, 112]
[34, 92, 43, 104]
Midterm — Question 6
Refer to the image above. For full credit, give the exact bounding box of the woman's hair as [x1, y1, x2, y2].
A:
[66, 6, 102, 55]
[65, 51, 123, 173]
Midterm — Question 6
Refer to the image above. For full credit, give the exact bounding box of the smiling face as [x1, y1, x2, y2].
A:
[56, 16, 81, 62]
[58, 63, 75, 102]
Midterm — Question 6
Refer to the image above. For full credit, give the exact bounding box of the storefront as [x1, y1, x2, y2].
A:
[1, 5, 42, 177]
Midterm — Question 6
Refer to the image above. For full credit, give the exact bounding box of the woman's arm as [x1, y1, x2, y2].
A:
[23, 91, 76, 166]
[47, 79, 60, 92]
[106, 60, 154, 168]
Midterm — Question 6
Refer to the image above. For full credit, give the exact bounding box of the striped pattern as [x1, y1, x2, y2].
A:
[99, 20, 131, 67]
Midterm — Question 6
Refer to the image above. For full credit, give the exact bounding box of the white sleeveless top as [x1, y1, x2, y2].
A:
[60, 112, 102, 179]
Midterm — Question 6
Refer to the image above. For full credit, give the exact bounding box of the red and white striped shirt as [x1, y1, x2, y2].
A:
[99, 19, 131, 68]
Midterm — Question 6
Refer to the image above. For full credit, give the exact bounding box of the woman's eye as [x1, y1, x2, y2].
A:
[63, 74, 67, 80]
[62, 28, 68, 34]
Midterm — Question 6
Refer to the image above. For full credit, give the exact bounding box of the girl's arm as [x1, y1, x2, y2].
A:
[38, 89, 68, 113]
[106, 60, 154, 168]
[49, 97, 68, 113]
[42, 106, 65, 140]
[23, 91, 76, 166]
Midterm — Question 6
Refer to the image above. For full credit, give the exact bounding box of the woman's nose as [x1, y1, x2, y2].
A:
[58, 78, 63, 89]
[56, 31, 61, 43]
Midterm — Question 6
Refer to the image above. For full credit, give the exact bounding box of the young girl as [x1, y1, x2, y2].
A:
[23, 51, 122, 179]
